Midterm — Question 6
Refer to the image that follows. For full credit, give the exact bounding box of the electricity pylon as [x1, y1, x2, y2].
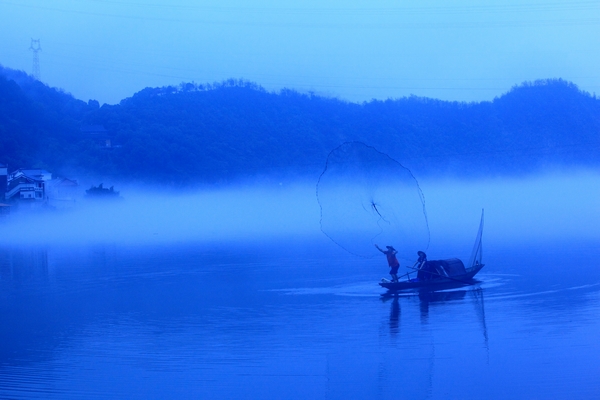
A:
[29, 39, 41, 80]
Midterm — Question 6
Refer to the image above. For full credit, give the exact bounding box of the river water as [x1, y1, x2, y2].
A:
[0, 237, 598, 399]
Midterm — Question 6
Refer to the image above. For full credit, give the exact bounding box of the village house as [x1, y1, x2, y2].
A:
[5, 168, 52, 203]
[3, 167, 80, 210]
[46, 177, 80, 209]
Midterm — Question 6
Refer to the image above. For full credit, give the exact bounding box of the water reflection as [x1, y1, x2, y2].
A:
[418, 289, 467, 323]
[0, 246, 48, 283]
[388, 296, 400, 335]
[470, 288, 490, 355]
[381, 285, 490, 352]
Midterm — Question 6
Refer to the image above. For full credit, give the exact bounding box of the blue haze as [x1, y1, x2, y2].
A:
[0, 1, 599, 396]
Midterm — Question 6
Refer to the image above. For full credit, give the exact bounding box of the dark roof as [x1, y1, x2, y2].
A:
[8, 175, 39, 185]
[10, 169, 51, 180]
[47, 177, 79, 187]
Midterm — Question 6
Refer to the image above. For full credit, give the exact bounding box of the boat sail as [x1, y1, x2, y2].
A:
[466, 209, 484, 271]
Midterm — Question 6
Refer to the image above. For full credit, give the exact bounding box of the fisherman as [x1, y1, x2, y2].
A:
[413, 251, 427, 269]
[413, 251, 429, 280]
[375, 244, 400, 282]
[414, 251, 444, 281]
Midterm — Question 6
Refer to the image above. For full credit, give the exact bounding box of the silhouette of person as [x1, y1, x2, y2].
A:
[411, 251, 428, 280]
[413, 251, 427, 270]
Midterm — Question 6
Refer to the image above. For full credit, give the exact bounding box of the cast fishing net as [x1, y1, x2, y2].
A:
[316, 142, 430, 262]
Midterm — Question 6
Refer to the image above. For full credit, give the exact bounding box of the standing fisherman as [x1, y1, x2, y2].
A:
[375, 244, 400, 282]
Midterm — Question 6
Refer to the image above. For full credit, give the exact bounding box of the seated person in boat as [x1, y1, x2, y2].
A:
[414, 251, 441, 281]
[413, 251, 450, 281]
[413, 251, 427, 270]
[375, 244, 400, 282]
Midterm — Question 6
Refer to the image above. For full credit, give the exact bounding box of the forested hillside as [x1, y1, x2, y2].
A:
[0, 66, 94, 173]
[1, 64, 598, 186]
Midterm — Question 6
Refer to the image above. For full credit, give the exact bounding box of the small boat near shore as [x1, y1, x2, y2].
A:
[380, 210, 485, 292]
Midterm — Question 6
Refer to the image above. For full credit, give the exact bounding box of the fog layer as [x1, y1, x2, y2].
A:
[422, 170, 600, 250]
[1, 171, 598, 249]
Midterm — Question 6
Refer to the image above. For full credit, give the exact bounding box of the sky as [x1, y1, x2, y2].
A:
[0, 0, 599, 105]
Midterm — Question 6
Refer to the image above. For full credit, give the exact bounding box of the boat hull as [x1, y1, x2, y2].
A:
[379, 263, 485, 291]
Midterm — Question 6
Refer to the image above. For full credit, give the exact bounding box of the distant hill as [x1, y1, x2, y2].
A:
[1, 65, 598, 186]
[0, 65, 94, 174]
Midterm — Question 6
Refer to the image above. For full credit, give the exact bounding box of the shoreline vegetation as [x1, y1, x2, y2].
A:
[1, 64, 599, 187]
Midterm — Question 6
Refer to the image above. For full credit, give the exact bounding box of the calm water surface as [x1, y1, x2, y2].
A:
[0, 239, 599, 399]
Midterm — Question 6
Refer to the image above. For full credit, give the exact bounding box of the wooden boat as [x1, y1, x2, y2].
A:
[379, 210, 485, 292]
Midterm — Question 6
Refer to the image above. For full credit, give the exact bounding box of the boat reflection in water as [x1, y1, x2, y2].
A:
[388, 295, 401, 334]
[418, 289, 468, 322]
[382, 285, 489, 351]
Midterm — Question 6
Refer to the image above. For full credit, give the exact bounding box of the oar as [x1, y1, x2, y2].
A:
[399, 270, 412, 279]
[406, 265, 472, 285]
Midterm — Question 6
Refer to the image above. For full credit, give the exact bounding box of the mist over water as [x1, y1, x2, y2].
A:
[0, 182, 320, 246]
[1, 170, 598, 249]
[1, 170, 599, 399]
[422, 169, 600, 252]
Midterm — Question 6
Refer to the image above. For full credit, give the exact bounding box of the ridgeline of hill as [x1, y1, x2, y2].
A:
[1, 65, 599, 186]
